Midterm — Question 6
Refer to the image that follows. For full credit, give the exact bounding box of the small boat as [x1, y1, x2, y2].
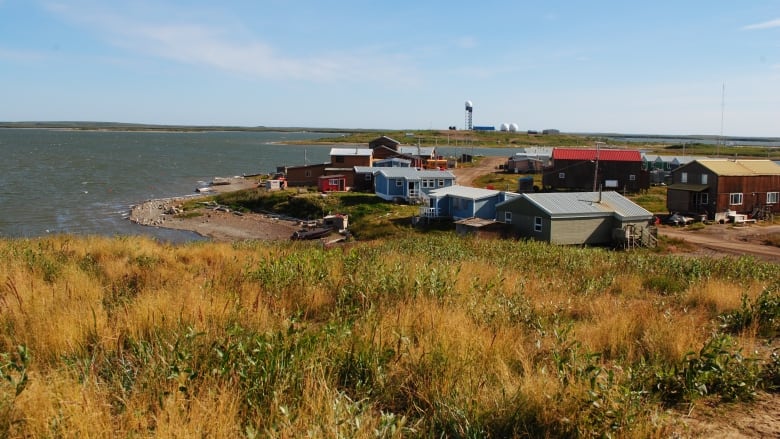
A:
[291, 227, 332, 240]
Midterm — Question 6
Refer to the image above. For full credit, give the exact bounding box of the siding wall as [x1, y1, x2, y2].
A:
[549, 217, 613, 245]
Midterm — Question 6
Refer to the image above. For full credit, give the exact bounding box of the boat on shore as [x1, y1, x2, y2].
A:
[290, 227, 332, 240]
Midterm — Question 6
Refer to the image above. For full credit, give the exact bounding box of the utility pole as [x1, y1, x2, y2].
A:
[592, 142, 602, 192]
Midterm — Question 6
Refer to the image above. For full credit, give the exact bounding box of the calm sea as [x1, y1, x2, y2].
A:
[0, 128, 514, 241]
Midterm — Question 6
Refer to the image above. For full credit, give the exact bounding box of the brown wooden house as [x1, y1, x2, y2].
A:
[667, 159, 780, 219]
[281, 163, 328, 187]
[368, 135, 401, 150]
[330, 148, 373, 168]
[542, 148, 648, 192]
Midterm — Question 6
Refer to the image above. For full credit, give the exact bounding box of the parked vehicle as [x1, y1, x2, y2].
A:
[666, 213, 694, 226]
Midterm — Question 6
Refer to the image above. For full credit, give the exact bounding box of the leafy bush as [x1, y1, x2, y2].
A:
[719, 287, 780, 337]
[649, 334, 761, 405]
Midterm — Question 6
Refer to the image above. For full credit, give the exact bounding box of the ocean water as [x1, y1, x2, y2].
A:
[0, 128, 520, 241]
[0, 129, 338, 240]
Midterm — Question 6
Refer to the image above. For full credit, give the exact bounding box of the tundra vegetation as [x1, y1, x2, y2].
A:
[0, 230, 778, 437]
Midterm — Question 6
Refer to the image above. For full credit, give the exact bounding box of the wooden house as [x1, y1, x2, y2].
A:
[368, 135, 401, 150]
[496, 191, 654, 246]
[505, 147, 553, 173]
[329, 147, 373, 168]
[542, 148, 648, 192]
[282, 163, 328, 187]
[373, 168, 456, 203]
[352, 166, 377, 192]
[318, 174, 346, 192]
[667, 159, 780, 220]
[419, 185, 518, 221]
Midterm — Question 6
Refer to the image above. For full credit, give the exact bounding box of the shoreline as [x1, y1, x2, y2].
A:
[128, 177, 302, 242]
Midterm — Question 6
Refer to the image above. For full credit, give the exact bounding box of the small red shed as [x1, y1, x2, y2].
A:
[318, 175, 346, 192]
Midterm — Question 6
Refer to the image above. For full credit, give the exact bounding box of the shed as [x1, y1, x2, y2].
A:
[318, 175, 346, 192]
[265, 179, 287, 191]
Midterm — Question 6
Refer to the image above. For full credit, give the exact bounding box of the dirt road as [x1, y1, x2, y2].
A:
[658, 223, 780, 263]
[451, 156, 506, 186]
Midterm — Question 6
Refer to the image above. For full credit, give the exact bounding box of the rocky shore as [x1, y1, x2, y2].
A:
[128, 177, 301, 242]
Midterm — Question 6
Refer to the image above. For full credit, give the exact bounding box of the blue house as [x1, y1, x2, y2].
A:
[374, 168, 456, 203]
[419, 185, 519, 220]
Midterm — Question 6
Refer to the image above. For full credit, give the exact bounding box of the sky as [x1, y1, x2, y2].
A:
[1, 1, 779, 137]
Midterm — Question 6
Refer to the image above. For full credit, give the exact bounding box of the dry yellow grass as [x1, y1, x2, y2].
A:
[0, 234, 776, 437]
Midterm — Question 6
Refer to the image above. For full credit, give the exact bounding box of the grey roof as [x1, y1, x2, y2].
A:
[499, 191, 652, 221]
[398, 146, 436, 156]
[330, 147, 372, 156]
[353, 166, 379, 174]
[641, 153, 709, 164]
[375, 157, 412, 165]
[517, 147, 554, 155]
[428, 185, 501, 200]
[376, 168, 455, 179]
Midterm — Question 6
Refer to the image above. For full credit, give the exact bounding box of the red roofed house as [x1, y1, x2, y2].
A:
[542, 147, 648, 192]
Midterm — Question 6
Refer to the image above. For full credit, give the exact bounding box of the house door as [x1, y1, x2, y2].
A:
[408, 181, 418, 198]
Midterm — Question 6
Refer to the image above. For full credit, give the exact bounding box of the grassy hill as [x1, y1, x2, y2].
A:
[0, 232, 777, 437]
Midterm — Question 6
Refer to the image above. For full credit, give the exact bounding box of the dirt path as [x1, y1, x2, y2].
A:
[658, 223, 780, 263]
[451, 156, 506, 187]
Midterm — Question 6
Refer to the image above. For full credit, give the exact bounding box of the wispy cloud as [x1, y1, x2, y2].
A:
[42, 2, 419, 85]
[742, 18, 780, 30]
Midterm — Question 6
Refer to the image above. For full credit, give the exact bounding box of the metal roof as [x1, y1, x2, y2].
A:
[398, 146, 436, 156]
[376, 168, 455, 179]
[553, 148, 641, 162]
[428, 185, 501, 200]
[375, 157, 411, 165]
[499, 191, 652, 221]
[694, 159, 780, 176]
[329, 147, 372, 156]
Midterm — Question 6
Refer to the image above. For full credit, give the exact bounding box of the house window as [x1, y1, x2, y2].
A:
[534, 216, 543, 233]
[768, 192, 779, 204]
[680, 172, 688, 183]
[334, 156, 345, 163]
[438, 179, 445, 187]
[701, 174, 708, 184]
[629, 174, 636, 181]
[395, 180, 402, 187]
[504, 211, 512, 224]
[364, 174, 372, 181]
[699, 193, 709, 205]
[558, 172, 565, 179]
[729, 193, 743, 205]
[329, 179, 340, 185]
[305, 170, 312, 177]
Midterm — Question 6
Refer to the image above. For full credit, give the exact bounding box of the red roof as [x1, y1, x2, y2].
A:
[552, 148, 641, 162]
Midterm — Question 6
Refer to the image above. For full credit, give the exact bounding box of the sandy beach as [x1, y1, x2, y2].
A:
[129, 177, 302, 241]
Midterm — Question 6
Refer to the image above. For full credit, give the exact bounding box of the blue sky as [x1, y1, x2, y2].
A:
[1, 1, 779, 136]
